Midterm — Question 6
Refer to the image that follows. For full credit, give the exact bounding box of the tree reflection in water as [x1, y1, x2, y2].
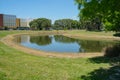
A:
[77, 40, 117, 52]
[17, 35, 119, 53]
[30, 36, 52, 46]
[54, 35, 76, 43]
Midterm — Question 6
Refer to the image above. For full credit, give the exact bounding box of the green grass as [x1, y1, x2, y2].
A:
[64, 30, 117, 41]
[66, 30, 115, 36]
[0, 31, 28, 38]
[0, 30, 118, 80]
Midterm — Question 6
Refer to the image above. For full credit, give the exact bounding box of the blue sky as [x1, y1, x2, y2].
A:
[0, 0, 79, 22]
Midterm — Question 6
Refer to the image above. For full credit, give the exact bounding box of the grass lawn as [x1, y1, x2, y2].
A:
[64, 30, 117, 41]
[0, 30, 119, 80]
[67, 30, 115, 36]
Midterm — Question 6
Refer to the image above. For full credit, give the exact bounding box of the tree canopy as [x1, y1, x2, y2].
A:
[53, 19, 81, 30]
[75, 0, 120, 31]
[29, 18, 51, 30]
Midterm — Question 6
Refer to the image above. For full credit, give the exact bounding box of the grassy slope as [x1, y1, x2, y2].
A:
[66, 30, 115, 36]
[65, 30, 116, 41]
[0, 30, 115, 80]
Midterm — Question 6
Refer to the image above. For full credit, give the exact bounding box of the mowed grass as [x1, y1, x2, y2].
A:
[66, 30, 115, 36]
[0, 30, 116, 80]
[64, 30, 117, 41]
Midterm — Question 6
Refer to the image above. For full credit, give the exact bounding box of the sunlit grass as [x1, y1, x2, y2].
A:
[66, 30, 115, 36]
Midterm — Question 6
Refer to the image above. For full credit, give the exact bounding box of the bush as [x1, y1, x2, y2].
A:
[4, 26, 8, 30]
[113, 33, 120, 37]
[104, 21, 113, 31]
[104, 44, 120, 57]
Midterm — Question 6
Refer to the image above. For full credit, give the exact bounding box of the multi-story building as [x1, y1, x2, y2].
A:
[0, 14, 33, 29]
[0, 14, 3, 28]
[20, 18, 27, 27]
[16, 18, 33, 27]
[0, 14, 16, 29]
[16, 18, 20, 27]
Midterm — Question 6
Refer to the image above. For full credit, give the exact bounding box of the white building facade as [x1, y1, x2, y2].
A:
[20, 19, 27, 27]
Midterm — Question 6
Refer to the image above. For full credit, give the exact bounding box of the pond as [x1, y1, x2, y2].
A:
[15, 35, 119, 53]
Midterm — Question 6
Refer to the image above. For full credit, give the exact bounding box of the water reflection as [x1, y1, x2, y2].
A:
[16, 35, 119, 53]
[54, 35, 76, 43]
[21, 35, 30, 43]
[30, 36, 52, 46]
[77, 40, 116, 52]
[15, 35, 30, 43]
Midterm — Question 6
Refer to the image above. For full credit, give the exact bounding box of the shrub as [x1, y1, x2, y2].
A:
[4, 26, 9, 30]
[113, 33, 120, 37]
[104, 44, 120, 57]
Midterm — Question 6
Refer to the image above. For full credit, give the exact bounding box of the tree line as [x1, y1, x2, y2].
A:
[29, 18, 84, 30]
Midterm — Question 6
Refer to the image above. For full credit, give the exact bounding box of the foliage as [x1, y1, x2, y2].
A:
[113, 33, 120, 37]
[4, 26, 9, 30]
[104, 21, 113, 31]
[29, 18, 51, 30]
[53, 19, 81, 30]
[29, 21, 38, 30]
[75, 0, 120, 31]
[104, 44, 120, 57]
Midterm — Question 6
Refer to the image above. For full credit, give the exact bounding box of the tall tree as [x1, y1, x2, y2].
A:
[54, 19, 81, 30]
[29, 18, 51, 30]
[75, 0, 120, 31]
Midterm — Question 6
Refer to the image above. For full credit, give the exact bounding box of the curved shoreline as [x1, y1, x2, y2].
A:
[0, 32, 106, 58]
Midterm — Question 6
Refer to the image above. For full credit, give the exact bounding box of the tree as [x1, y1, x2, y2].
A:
[29, 18, 51, 30]
[75, 0, 120, 31]
[71, 20, 81, 29]
[54, 19, 81, 30]
[29, 20, 38, 30]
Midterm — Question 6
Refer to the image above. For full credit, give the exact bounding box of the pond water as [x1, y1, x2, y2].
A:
[16, 35, 119, 53]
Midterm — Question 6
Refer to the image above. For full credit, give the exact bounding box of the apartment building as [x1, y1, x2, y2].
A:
[16, 18, 20, 27]
[20, 18, 27, 27]
[0, 14, 16, 29]
[0, 14, 3, 29]
[0, 14, 33, 29]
